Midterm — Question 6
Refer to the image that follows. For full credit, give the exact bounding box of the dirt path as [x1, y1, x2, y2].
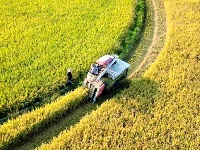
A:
[128, 0, 167, 78]
[14, 0, 167, 150]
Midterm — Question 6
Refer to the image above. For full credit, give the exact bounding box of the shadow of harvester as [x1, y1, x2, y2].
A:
[12, 77, 160, 150]
[114, 77, 161, 110]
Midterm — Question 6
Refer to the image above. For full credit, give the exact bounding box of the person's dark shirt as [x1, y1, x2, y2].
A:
[67, 72, 72, 80]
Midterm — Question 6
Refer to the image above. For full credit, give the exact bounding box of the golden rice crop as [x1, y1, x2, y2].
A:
[0, 0, 134, 117]
[35, 0, 200, 149]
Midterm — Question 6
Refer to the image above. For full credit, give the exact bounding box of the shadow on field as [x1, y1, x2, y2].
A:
[13, 80, 131, 150]
[116, 77, 161, 110]
[12, 77, 160, 150]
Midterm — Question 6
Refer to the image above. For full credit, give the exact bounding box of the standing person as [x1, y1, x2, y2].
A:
[66, 68, 73, 86]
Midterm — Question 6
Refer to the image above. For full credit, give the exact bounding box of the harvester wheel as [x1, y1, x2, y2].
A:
[91, 88, 97, 102]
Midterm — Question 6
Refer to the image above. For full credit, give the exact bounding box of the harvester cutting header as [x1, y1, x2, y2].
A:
[83, 54, 130, 102]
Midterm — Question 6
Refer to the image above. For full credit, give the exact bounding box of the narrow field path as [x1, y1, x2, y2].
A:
[14, 0, 167, 149]
[128, 0, 167, 78]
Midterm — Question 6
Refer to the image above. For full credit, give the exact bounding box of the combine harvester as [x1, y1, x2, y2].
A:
[83, 54, 130, 102]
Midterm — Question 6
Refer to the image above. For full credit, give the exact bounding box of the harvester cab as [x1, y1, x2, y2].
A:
[83, 54, 130, 102]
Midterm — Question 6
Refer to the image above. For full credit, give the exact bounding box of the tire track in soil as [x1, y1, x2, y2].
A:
[13, 0, 167, 149]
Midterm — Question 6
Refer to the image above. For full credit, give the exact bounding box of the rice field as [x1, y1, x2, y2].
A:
[0, 0, 135, 117]
[36, 0, 200, 149]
